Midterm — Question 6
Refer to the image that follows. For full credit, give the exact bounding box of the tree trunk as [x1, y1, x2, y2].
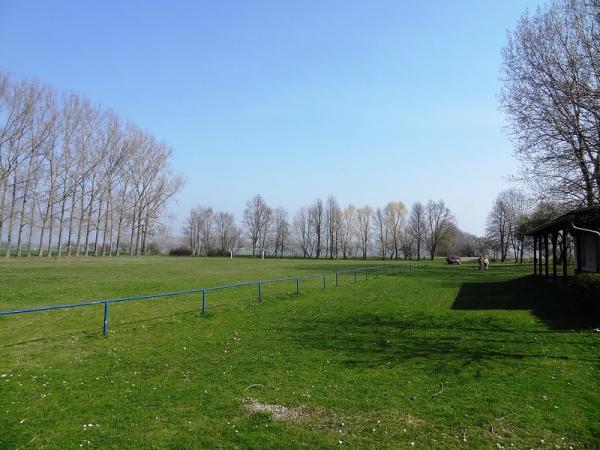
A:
[75, 182, 86, 256]
[25, 191, 36, 257]
[84, 180, 96, 257]
[16, 156, 35, 257]
[66, 182, 78, 256]
[56, 193, 68, 257]
[4, 173, 18, 257]
[93, 197, 103, 256]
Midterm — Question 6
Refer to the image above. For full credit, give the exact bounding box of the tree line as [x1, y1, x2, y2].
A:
[0, 72, 183, 257]
[484, 188, 576, 263]
[183, 195, 463, 259]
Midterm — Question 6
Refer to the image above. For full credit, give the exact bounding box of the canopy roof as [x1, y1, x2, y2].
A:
[527, 206, 600, 236]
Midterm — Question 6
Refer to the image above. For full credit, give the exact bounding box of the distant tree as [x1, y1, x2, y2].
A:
[373, 207, 388, 259]
[486, 189, 531, 262]
[243, 194, 272, 257]
[309, 199, 324, 258]
[356, 205, 373, 259]
[292, 207, 313, 258]
[408, 202, 426, 260]
[384, 201, 406, 259]
[486, 194, 511, 262]
[399, 229, 415, 259]
[325, 195, 341, 258]
[214, 211, 238, 256]
[339, 204, 356, 259]
[273, 207, 289, 257]
[424, 200, 455, 259]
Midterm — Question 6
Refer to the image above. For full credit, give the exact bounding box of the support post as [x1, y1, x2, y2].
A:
[365, 269, 368, 280]
[202, 289, 206, 315]
[322, 275, 326, 290]
[539, 236, 544, 275]
[335, 272, 338, 287]
[552, 231, 558, 282]
[354, 271, 357, 283]
[103, 302, 109, 336]
[533, 235, 537, 275]
[544, 234, 549, 277]
[562, 228, 568, 283]
[258, 282, 262, 301]
[296, 278, 300, 294]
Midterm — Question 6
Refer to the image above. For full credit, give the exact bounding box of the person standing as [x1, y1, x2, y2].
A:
[483, 256, 489, 270]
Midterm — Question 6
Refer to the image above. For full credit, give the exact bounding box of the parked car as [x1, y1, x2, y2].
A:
[446, 255, 462, 265]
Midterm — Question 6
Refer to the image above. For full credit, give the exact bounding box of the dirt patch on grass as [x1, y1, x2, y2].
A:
[244, 398, 309, 422]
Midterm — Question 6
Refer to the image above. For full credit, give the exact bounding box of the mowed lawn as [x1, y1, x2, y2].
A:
[1, 258, 599, 449]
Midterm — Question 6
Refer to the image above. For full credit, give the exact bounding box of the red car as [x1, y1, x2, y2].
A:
[446, 255, 461, 265]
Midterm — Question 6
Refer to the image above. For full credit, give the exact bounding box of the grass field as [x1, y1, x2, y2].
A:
[1, 257, 599, 449]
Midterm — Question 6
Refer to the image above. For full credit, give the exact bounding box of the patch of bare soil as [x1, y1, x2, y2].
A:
[244, 397, 309, 422]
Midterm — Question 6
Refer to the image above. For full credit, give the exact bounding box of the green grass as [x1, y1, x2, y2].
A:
[1, 257, 599, 449]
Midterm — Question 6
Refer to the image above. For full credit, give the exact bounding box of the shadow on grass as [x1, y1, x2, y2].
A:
[278, 275, 599, 376]
[452, 276, 598, 331]
[280, 311, 598, 376]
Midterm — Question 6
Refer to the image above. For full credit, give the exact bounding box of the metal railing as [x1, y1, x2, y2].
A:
[334, 261, 426, 286]
[0, 262, 426, 336]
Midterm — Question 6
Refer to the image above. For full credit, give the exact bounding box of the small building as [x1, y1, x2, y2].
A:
[527, 206, 600, 281]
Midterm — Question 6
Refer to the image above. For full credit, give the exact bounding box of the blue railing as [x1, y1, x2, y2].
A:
[0, 262, 426, 336]
[334, 261, 425, 286]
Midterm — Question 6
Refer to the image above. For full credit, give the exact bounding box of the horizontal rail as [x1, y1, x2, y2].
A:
[0, 262, 426, 336]
[205, 274, 324, 292]
[0, 288, 207, 316]
[0, 274, 328, 317]
[335, 265, 380, 274]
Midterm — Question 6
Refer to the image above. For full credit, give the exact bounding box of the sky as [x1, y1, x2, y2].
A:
[0, 0, 542, 236]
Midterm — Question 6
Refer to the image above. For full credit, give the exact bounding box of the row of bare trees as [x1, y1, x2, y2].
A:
[484, 189, 577, 263]
[485, 189, 532, 262]
[183, 195, 457, 259]
[0, 72, 183, 257]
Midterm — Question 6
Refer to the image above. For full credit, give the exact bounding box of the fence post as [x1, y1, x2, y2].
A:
[354, 271, 357, 283]
[335, 272, 338, 287]
[103, 302, 109, 336]
[258, 282, 262, 301]
[322, 275, 326, 290]
[202, 289, 206, 315]
[365, 268, 368, 280]
[296, 278, 300, 294]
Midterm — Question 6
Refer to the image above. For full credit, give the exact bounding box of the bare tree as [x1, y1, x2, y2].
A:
[325, 195, 341, 258]
[214, 211, 238, 256]
[273, 207, 289, 257]
[501, 0, 600, 206]
[293, 207, 313, 258]
[424, 200, 455, 260]
[0, 72, 183, 257]
[373, 207, 388, 259]
[356, 205, 373, 259]
[339, 204, 356, 259]
[243, 194, 272, 257]
[384, 201, 406, 259]
[408, 202, 426, 260]
[309, 199, 324, 258]
[486, 189, 531, 262]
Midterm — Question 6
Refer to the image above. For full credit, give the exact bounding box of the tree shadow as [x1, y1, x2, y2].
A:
[452, 276, 598, 331]
[276, 275, 599, 376]
[278, 311, 598, 377]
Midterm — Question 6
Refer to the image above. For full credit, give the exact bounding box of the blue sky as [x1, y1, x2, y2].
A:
[0, 0, 541, 235]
